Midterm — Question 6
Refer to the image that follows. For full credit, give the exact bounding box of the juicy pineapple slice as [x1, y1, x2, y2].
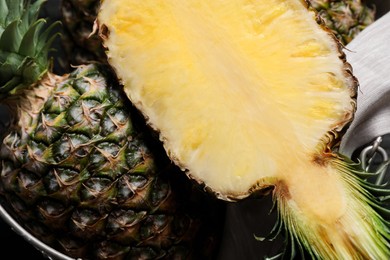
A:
[98, 0, 389, 259]
[99, 0, 355, 197]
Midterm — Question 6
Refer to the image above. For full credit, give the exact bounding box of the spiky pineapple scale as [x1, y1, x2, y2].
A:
[98, 0, 389, 259]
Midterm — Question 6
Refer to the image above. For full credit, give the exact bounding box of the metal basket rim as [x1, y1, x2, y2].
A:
[0, 204, 76, 260]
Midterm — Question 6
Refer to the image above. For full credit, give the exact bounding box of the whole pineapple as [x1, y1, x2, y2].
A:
[0, 0, 224, 259]
[97, 0, 390, 259]
[59, 0, 375, 68]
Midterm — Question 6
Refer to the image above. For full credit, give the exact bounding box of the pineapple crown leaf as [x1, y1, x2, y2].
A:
[0, 0, 60, 97]
[259, 155, 390, 259]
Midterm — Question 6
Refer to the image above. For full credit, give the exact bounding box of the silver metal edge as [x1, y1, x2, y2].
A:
[0, 204, 76, 260]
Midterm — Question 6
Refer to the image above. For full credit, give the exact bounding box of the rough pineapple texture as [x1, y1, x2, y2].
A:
[0, 64, 224, 260]
[309, 0, 376, 45]
[98, 0, 389, 259]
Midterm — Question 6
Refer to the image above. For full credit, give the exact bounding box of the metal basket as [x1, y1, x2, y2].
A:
[0, 205, 74, 260]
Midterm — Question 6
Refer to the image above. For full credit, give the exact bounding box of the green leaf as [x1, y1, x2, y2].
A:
[0, 20, 22, 52]
[0, 0, 58, 94]
[0, 61, 14, 84]
[0, 51, 25, 82]
[20, 0, 46, 31]
[35, 20, 60, 56]
[28, 0, 47, 22]
[0, 77, 22, 98]
[20, 57, 45, 83]
[18, 18, 45, 56]
[4, 0, 23, 25]
[0, 0, 9, 26]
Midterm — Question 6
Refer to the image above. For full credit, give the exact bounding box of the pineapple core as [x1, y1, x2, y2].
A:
[99, 0, 354, 198]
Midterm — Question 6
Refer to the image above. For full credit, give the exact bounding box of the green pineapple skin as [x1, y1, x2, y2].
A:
[0, 1, 224, 259]
[309, 0, 376, 45]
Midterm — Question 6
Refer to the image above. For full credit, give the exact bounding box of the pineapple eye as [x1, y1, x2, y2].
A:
[18, 170, 40, 188]
[149, 180, 170, 207]
[95, 241, 130, 259]
[139, 215, 169, 240]
[0, 160, 17, 179]
[67, 99, 103, 136]
[38, 198, 67, 217]
[81, 177, 113, 201]
[106, 209, 147, 232]
[109, 109, 128, 125]
[56, 237, 86, 253]
[101, 108, 131, 136]
[7, 193, 29, 214]
[116, 177, 135, 201]
[45, 83, 80, 113]
[73, 75, 109, 102]
[44, 168, 79, 193]
[128, 175, 148, 189]
[17, 170, 45, 202]
[96, 142, 121, 157]
[116, 174, 149, 204]
[70, 208, 104, 238]
[52, 133, 90, 162]
[101, 116, 117, 135]
[126, 140, 146, 168]
[34, 114, 63, 145]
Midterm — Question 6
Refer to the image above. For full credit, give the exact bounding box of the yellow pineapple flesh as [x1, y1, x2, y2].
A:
[99, 0, 355, 197]
[98, 0, 389, 259]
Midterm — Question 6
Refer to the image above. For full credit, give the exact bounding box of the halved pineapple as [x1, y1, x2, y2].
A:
[98, 0, 389, 259]
[98, 0, 356, 197]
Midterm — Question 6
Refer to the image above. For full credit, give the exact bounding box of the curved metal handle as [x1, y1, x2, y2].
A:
[359, 136, 389, 185]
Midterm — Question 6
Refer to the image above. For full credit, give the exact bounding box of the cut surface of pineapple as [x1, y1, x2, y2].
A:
[98, 1, 390, 259]
[99, 0, 356, 199]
